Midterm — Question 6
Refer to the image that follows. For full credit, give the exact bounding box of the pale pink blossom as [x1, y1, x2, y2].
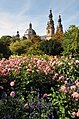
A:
[10, 81, 15, 87]
[64, 81, 68, 84]
[37, 60, 42, 66]
[27, 69, 32, 72]
[0, 86, 3, 89]
[46, 66, 50, 72]
[58, 76, 64, 81]
[76, 82, 79, 87]
[52, 61, 56, 66]
[44, 70, 48, 75]
[10, 91, 15, 97]
[61, 56, 65, 59]
[77, 110, 79, 117]
[55, 73, 59, 77]
[72, 112, 76, 117]
[61, 85, 67, 93]
[43, 93, 48, 98]
[70, 85, 76, 90]
[52, 76, 56, 80]
[72, 92, 79, 99]
[76, 60, 79, 64]
[1, 69, 7, 74]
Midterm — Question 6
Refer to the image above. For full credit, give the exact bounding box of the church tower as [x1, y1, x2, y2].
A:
[56, 15, 63, 33]
[46, 9, 55, 40]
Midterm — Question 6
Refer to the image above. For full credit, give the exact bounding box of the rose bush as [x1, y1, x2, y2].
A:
[0, 55, 79, 119]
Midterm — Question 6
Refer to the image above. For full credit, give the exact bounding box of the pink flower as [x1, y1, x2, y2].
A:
[64, 81, 68, 84]
[52, 61, 56, 66]
[46, 66, 50, 72]
[61, 56, 65, 59]
[0, 86, 3, 89]
[77, 110, 79, 117]
[76, 60, 79, 64]
[10, 91, 15, 97]
[70, 85, 76, 90]
[55, 73, 59, 77]
[27, 69, 31, 72]
[76, 82, 79, 87]
[72, 92, 79, 99]
[72, 112, 76, 117]
[61, 85, 67, 93]
[10, 81, 15, 87]
[37, 60, 42, 66]
[58, 76, 64, 81]
[43, 93, 48, 98]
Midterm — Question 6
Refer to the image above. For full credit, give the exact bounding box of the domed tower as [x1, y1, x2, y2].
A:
[16, 31, 20, 38]
[24, 23, 36, 39]
[46, 9, 55, 40]
[56, 15, 63, 33]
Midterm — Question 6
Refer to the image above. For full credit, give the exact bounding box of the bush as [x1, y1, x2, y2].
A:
[40, 39, 63, 56]
[62, 25, 79, 58]
[0, 56, 79, 118]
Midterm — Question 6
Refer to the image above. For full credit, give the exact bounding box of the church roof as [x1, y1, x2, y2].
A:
[25, 29, 36, 35]
[24, 23, 36, 36]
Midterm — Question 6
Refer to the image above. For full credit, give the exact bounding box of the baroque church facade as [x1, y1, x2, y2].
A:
[21, 9, 63, 40]
[46, 9, 63, 40]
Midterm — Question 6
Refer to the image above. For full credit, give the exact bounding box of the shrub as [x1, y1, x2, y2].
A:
[0, 56, 79, 118]
[40, 39, 63, 56]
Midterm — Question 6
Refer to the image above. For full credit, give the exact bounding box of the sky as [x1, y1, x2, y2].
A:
[0, 0, 79, 37]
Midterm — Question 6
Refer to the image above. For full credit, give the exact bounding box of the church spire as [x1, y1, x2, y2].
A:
[49, 9, 53, 21]
[29, 22, 32, 29]
[56, 15, 63, 33]
[46, 9, 55, 40]
[58, 15, 61, 24]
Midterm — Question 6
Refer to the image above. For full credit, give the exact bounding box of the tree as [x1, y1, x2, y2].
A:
[9, 35, 42, 55]
[40, 39, 63, 56]
[52, 32, 64, 44]
[10, 36, 20, 43]
[9, 40, 32, 55]
[0, 35, 12, 45]
[62, 25, 79, 57]
[30, 35, 41, 43]
[0, 35, 12, 58]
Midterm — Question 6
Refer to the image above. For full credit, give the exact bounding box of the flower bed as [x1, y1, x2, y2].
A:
[0, 56, 79, 119]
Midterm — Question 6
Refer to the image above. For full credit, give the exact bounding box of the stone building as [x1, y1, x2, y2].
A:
[22, 9, 63, 40]
[46, 9, 63, 40]
[46, 9, 55, 40]
[24, 23, 36, 39]
[56, 15, 63, 33]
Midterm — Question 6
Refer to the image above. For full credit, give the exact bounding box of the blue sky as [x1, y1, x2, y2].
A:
[0, 0, 79, 37]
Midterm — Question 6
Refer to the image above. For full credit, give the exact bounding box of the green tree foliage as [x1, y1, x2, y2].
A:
[10, 36, 20, 43]
[52, 32, 64, 44]
[9, 40, 32, 55]
[26, 36, 43, 55]
[63, 25, 79, 57]
[30, 35, 41, 43]
[0, 35, 12, 58]
[10, 35, 42, 55]
[40, 39, 63, 56]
